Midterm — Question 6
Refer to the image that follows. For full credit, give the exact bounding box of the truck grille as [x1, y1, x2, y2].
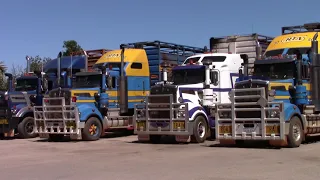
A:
[46, 89, 72, 119]
[148, 95, 171, 119]
[49, 88, 71, 106]
[149, 84, 177, 119]
[234, 80, 269, 119]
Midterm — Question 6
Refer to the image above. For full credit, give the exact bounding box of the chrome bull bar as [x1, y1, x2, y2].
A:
[133, 94, 192, 136]
[33, 97, 81, 135]
[215, 87, 286, 140]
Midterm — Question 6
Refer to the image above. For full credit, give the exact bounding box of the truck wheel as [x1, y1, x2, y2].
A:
[82, 117, 102, 141]
[191, 116, 208, 143]
[149, 135, 162, 144]
[287, 116, 303, 148]
[18, 117, 37, 139]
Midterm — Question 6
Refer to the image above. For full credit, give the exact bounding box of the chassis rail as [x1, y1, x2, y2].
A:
[133, 94, 192, 136]
[33, 97, 81, 135]
[215, 87, 285, 140]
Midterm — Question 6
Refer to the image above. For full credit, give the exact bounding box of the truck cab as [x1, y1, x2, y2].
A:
[133, 52, 250, 143]
[215, 23, 320, 148]
[4, 71, 48, 138]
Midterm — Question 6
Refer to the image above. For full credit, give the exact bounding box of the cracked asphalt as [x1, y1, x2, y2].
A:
[0, 134, 319, 180]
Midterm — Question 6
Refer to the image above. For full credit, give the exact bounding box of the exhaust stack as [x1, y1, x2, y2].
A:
[83, 50, 88, 72]
[57, 51, 63, 86]
[310, 33, 320, 111]
[119, 44, 128, 114]
[4, 73, 13, 92]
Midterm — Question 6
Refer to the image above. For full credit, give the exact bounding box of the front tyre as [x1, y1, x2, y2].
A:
[82, 117, 102, 141]
[18, 117, 37, 139]
[287, 116, 303, 148]
[191, 116, 208, 143]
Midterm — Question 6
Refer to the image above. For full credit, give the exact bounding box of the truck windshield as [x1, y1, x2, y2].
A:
[15, 79, 38, 91]
[253, 62, 295, 79]
[73, 75, 101, 88]
[172, 68, 205, 85]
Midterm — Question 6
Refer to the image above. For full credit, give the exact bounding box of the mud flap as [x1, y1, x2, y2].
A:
[175, 135, 190, 143]
[137, 134, 150, 142]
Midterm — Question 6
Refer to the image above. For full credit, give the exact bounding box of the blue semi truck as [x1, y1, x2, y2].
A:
[3, 49, 109, 138]
[215, 23, 320, 148]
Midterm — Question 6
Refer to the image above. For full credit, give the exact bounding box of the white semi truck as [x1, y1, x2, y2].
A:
[133, 34, 274, 143]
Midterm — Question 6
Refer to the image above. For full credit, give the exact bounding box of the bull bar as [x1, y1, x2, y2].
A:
[33, 97, 82, 136]
[215, 87, 286, 140]
[133, 94, 193, 136]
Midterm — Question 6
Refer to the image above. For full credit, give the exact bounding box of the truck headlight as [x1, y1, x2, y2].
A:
[269, 89, 276, 97]
[137, 110, 145, 118]
[177, 111, 185, 118]
[270, 110, 279, 118]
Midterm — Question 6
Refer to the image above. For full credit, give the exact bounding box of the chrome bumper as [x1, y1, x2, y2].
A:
[215, 87, 286, 140]
[133, 94, 192, 136]
[33, 97, 83, 137]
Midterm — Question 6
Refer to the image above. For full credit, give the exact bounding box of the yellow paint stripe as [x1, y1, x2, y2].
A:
[76, 100, 96, 103]
[274, 96, 311, 99]
[71, 90, 98, 96]
[108, 90, 149, 97]
[269, 82, 310, 91]
[71, 90, 150, 97]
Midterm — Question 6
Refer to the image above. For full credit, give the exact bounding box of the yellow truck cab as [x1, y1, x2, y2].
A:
[261, 23, 320, 102]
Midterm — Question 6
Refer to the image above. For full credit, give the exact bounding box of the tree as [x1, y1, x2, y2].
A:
[26, 55, 52, 72]
[0, 61, 7, 90]
[62, 40, 83, 56]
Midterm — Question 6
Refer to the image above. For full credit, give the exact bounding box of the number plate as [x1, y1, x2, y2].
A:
[243, 128, 255, 133]
[266, 125, 280, 134]
[136, 121, 146, 130]
[173, 121, 185, 129]
[219, 125, 231, 134]
[65, 121, 75, 128]
[0, 119, 8, 124]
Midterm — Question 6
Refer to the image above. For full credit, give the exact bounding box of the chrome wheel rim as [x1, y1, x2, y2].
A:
[198, 122, 205, 138]
[293, 124, 301, 142]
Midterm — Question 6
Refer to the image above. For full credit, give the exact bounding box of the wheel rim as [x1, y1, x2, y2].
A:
[89, 124, 99, 136]
[292, 124, 301, 142]
[198, 122, 205, 138]
[25, 122, 34, 134]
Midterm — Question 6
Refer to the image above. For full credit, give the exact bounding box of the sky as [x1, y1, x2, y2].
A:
[1, 0, 319, 73]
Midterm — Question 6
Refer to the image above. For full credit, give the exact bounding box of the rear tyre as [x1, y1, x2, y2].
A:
[149, 135, 162, 144]
[82, 117, 102, 141]
[191, 116, 208, 143]
[287, 116, 303, 148]
[18, 117, 37, 139]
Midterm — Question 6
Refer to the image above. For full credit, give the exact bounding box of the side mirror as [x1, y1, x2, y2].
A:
[4, 73, 12, 79]
[107, 76, 113, 88]
[29, 95, 36, 104]
[210, 70, 219, 86]
[94, 93, 100, 102]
